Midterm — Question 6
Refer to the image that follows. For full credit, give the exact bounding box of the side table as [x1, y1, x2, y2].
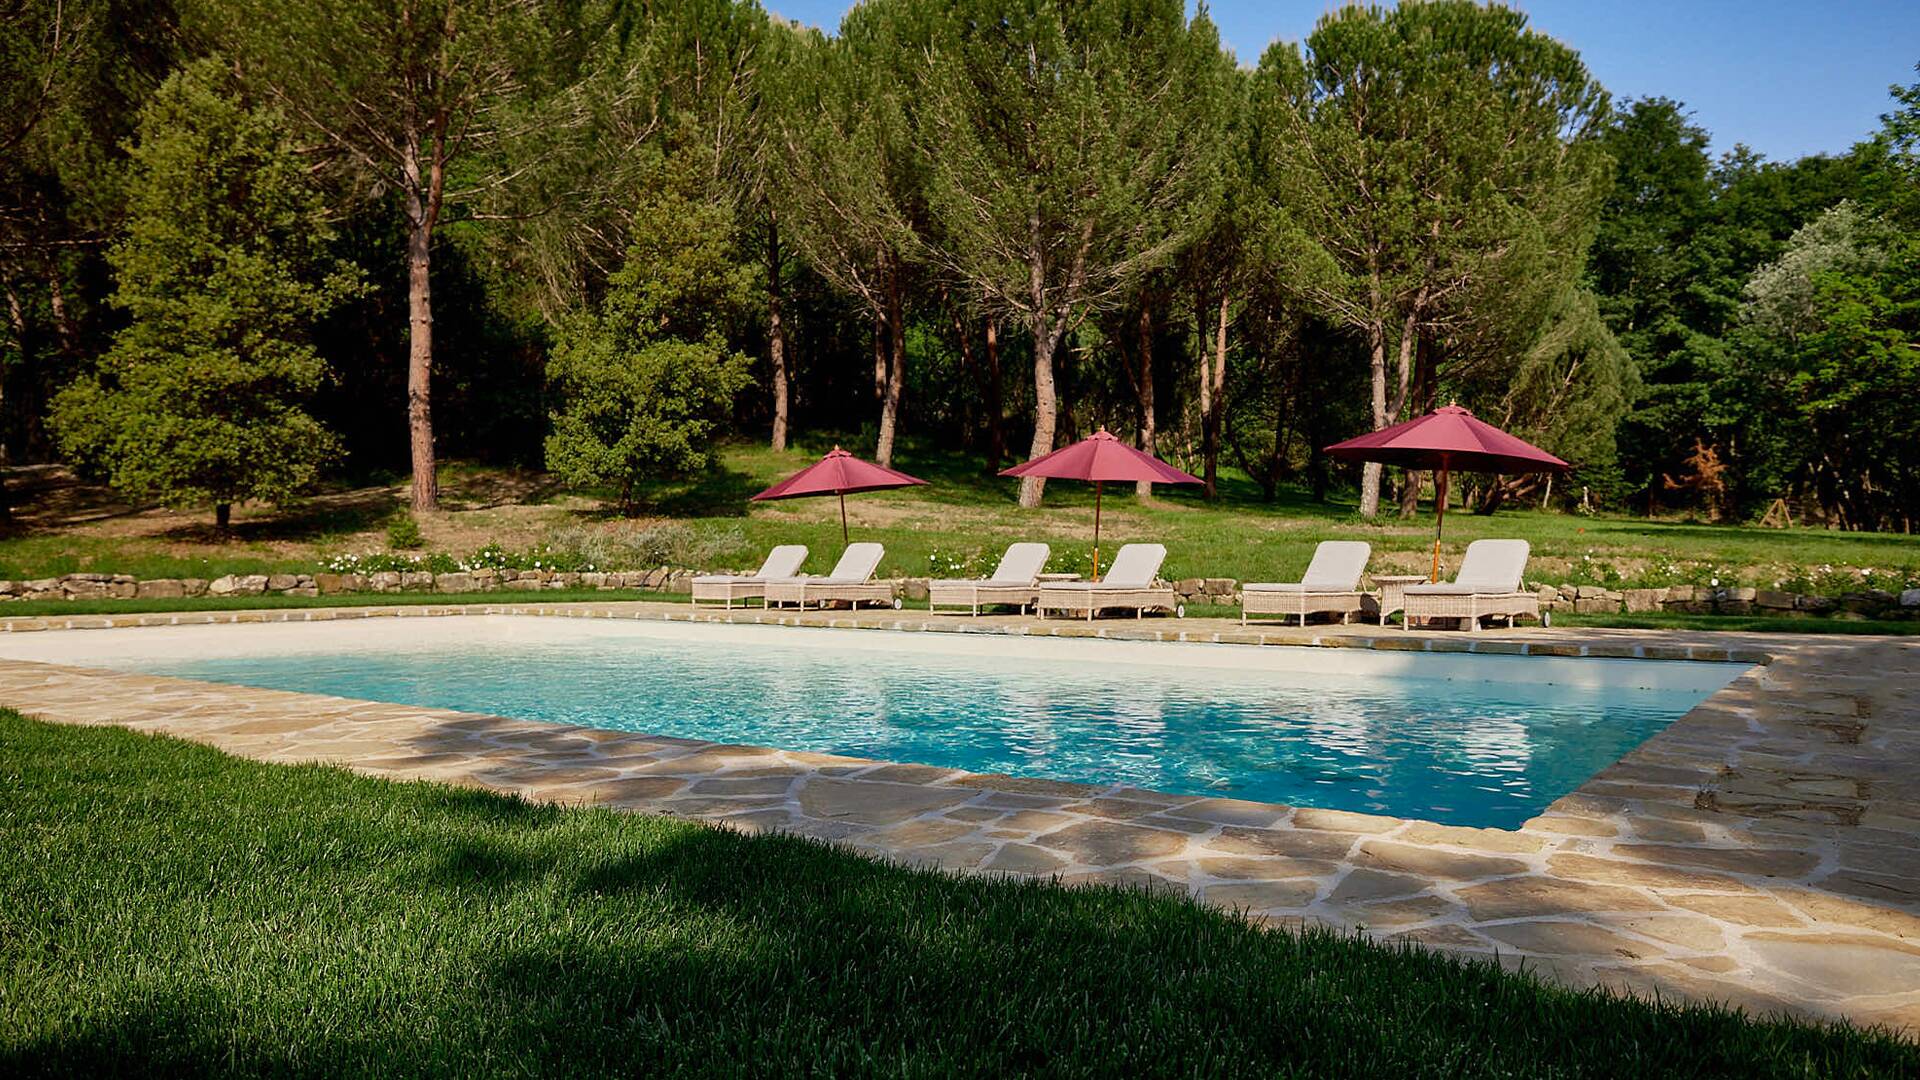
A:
[1371, 574, 1428, 627]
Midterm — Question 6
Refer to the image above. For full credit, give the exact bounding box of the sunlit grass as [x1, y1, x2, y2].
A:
[2, 710, 1911, 1076]
[7, 438, 1918, 586]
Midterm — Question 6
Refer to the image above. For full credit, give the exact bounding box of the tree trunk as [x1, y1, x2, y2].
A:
[1201, 292, 1229, 499]
[1359, 319, 1388, 517]
[0, 280, 19, 523]
[871, 313, 888, 403]
[768, 210, 789, 452]
[1019, 327, 1060, 508]
[942, 287, 977, 451]
[1358, 309, 1419, 517]
[1135, 300, 1155, 499]
[215, 502, 231, 531]
[874, 262, 905, 468]
[983, 316, 1004, 472]
[402, 136, 443, 514]
[47, 272, 76, 356]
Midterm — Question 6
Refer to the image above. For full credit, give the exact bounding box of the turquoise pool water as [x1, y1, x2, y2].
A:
[132, 623, 1744, 829]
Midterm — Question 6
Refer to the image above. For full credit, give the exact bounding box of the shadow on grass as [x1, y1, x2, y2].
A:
[582, 463, 762, 519]
[5, 713, 1916, 1076]
[151, 487, 399, 544]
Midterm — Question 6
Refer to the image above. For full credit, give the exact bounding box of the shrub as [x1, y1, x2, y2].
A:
[542, 523, 742, 570]
[386, 515, 425, 550]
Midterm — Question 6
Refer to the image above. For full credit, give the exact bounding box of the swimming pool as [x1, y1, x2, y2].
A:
[27, 618, 1748, 829]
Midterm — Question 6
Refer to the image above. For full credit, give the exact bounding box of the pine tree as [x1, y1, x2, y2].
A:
[50, 61, 361, 530]
[544, 160, 754, 512]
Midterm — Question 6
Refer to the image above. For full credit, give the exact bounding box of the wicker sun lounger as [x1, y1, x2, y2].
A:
[764, 542, 896, 611]
[1035, 544, 1179, 620]
[928, 543, 1051, 615]
[1401, 539, 1540, 631]
[690, 544, 809, 608]
[1241, 541, 1372, 626]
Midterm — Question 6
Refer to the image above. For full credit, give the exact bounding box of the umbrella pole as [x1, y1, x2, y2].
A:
[1431, 462, 1449, 583]
[1092, 481, 1103, 581]
[838, 491, 848, 549]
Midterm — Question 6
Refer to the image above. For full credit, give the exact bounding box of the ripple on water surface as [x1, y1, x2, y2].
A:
[144, 631, 1736, 829]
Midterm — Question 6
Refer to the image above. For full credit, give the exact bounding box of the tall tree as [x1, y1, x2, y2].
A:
[201, 0, 596, 512]
[916, 0, 1228, 507]
[1176, 63, 1256, 499]
[2, 0, 179, 510]
[1719, 199, 1918, 529]
[48, 61, 361, 529]
[773, 4, 925, 467]
[545, 155, 754, 512]
[1258, 1, 1608, 516]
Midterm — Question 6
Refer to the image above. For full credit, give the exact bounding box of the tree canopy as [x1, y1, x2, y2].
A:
[47, 60, 361, 528]
[4, 1, 1915, 534]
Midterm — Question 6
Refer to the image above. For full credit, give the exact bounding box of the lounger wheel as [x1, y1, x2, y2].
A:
[1541, 611, 1551, 628]
[1175, 603, 1185, 619]
[893, 597, 903, 609]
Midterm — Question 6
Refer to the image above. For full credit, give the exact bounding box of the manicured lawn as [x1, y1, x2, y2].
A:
[1, 711, 1911, 1076]
[7, 441, 1919, 590]
[626, 441, 1920, 587]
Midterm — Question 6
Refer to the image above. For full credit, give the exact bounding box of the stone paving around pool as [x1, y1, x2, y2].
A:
[4, 600, 1917, 1034]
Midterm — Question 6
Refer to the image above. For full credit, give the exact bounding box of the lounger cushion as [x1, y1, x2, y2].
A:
[695, 544, 808, 584]
[1299, 540, 1372, 590]
[825, 542, 884, 583]
[1243, 540, 1370, 593]
[986, 542, 1050, 585]
[1098, 543, 1167, 588]
[1451, 539, 1530, 592]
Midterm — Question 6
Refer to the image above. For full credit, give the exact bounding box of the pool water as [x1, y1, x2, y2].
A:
[120, 620, 1746, 829]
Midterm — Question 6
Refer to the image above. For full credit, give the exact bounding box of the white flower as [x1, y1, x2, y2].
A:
[1710, 577, 1720, 587]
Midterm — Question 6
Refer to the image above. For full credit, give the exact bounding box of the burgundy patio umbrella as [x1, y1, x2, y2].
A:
[1324, 403, 1569, 582]
[751, 447, 927, 546]
[1000, 428, 1200, 579]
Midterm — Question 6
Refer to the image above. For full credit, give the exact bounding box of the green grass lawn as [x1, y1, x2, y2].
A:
[628, 441, 1920, 588]
[1, 711, 1911, 1076]
[8, 440, 1920, 591]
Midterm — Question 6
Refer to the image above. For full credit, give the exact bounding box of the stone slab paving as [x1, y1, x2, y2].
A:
[3, 600, 1918, 1033]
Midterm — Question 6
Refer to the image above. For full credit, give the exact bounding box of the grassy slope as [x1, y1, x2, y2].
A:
[6, 441, 1919, 587]
[1, 712, 1911, 1077]
[646, 442, 1920, 585]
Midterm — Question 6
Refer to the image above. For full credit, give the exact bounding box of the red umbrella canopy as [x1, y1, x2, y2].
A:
[1323, 404, 1569, 473]
[752, 447, 927, 501]
[999, 428, 1201, 484]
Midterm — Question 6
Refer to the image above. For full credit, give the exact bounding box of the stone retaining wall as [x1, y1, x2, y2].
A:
[8, 570, 1920, 618]
[0, 568, 701, 602]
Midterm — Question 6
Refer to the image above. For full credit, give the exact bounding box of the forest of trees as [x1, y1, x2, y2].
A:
[4, 0, 1917, 530]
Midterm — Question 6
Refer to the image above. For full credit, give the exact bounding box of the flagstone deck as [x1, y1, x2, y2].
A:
[4, 600, 1917, 1034]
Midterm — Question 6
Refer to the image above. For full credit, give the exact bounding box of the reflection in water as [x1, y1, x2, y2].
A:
[144, 637, 1719, 829]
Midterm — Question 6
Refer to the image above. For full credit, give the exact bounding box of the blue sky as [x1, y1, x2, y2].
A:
[764, 1, 1920, 161]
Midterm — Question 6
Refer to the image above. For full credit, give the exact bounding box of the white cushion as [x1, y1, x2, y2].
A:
[756, 544, 809, 579]
[827, 542, 884, 582]
[1452, 539, 1530, 592]
[987, 542, 1050, 584]
[1300, 541, 1372, 590]
[1100, 543, 1166, 587]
